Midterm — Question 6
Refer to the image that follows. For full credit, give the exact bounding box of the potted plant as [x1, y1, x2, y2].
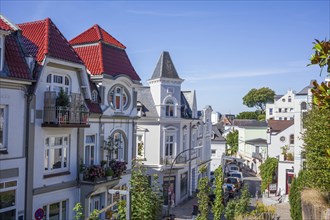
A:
[105, 168, 114, 180]
[56, 88, 70, 123]
[83, 165, 105, 182]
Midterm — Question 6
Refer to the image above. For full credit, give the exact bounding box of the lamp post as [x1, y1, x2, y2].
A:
[166, 145, 203, 218]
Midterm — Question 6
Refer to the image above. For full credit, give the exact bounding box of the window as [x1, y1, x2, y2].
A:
[91, 90, 98, 102]
[180, 172, 188, 198]
[108, 85, 130, 111]
[301, 102, 307, 111]
[284, 108, 288, 113]
[85, 135, 96, 166]
[44, 136, 69, 173]
[211, 149, 216, 157]
[0, 180, 17, 220]
[46, 74, 70, 94]
[165, 134, 174, 156]
[284, 117, 287, 120]
[136, 134, 144, 158]
[282, 98, 286, 102]
[290, 108, 293, 112]
[108, 131, 126, 161]
[0, 106, 7, 150]
[279, 117, 282, 120]
[42, 200, 67, 220]
[269, 108, 273, 115]
[0, 36, 3, 71]
[279, 108, 282, 113]
[288, 96, 292, 102]
[290, 134, 294, 144]
[280, 136, 285, 142]
[165, 99, 175, 117]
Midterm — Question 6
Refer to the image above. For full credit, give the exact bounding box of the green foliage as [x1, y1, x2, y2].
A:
[226, 130, 238, 156]
[73, 203, 84, 220]
[130, 161, 162, 220]
[89, 209, 101, 220]
[56, 88, 70, 107]
[308, 39, 330, 75]
[311, 81, 330, 109]
[236, 111, 259, 120]
[117, 200, 127, 220]
[245, 201, 276, 220]
[289, 173, 304, 220]
[242, 87, 275, 113]
[259, 157, 278, 192]
[224, 199, 236, 220]
[212, 166, 224, 220]
[257, 114, 266, 121]
[302, 108, 330, 192]
[224, 186, 251, 220]
[196, 176, 210, 220]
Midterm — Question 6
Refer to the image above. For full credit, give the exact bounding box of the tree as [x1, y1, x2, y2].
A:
[196, 166, 210, 220]
[302, 108, 330, 192]
[259, 157, 278, 192]
[242, 87, 275, 113]
[130, 161, 162, 220]
[289, 171, 305, 220]
[212, 166, 224, 220]
[224, 185, 250, 219]
[226, 130, 238, 156]
[236, 111, 259, 120]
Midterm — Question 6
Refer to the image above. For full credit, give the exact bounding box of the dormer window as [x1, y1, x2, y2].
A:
[165, 99, 175, 117]
[108, 85, 130, 111]
[0, 35, 4, 71]
[46, 74, 70, 94]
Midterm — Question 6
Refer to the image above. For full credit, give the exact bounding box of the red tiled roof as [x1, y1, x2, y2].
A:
[5, 33, 31, 79]
[73, 42, 140, 81]
[268, 120, 294, 132]
[86, 100, 102, 114]
[0, 18, 13, 31]
[69, 24, 126, 49]
[18, 18, 82, 64]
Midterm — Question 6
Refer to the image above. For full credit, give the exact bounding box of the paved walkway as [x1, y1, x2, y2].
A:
[274, 202, 291, 220]
[171, 197, 198, 220]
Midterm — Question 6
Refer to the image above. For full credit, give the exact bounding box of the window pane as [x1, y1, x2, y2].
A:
[49, 202, 60, 220]
[44, 149, 49, 170]
[54, 137, 62, 146]
[42, 206, 47, 220]
[51, 148, 62, 169]
[5, 181, 17, 188]
[0, 190, 15, 209]
[0, 209, 15, 220]
[62, 200, 67, 220]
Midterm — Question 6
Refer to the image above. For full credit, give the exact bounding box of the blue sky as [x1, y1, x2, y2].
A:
[2, 1, 329, 114]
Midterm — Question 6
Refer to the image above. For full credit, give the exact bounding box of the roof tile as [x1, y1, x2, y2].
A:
[18, 18, 82, 64]
[69, 24, 126, 49]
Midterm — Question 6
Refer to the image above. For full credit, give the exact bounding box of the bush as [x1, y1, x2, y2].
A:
[289, 172, 304, 220]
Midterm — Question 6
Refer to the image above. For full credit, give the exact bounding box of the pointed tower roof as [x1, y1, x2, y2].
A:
[69, 24, 126, 49]
[150, 51, 181, 80]
[70, 24, 140, 81]
[18, 18, 83, 64]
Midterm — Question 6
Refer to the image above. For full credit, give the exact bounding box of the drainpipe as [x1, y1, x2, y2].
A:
[188, 120, 193, 197]
[24, 86, 34, 220]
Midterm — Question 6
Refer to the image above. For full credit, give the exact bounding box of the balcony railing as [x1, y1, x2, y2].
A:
[162, 155, 187, 166]
[42, 91, 90, 127]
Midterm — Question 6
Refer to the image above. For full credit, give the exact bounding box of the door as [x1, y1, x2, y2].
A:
[90, 195, 101, 213]
[163, 176, 176, 206]
[286, 172, 294, 194]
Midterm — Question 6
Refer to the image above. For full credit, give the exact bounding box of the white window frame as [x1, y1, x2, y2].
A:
[0, 105, 8, 150]
[85, 135, 96, 166]
[108, 85, 130, 112]
[109, 130, 126, 161]
[163, 127, 177, 158]
[0, 179, 17, 218]
[46, 73, 71, 95]
[42, 199, 68, 220]
[44, 135, 70, 174]
[0, 35, 4, 71]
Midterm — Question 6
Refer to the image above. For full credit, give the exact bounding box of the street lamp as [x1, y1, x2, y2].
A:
[166, 145, 203, 218]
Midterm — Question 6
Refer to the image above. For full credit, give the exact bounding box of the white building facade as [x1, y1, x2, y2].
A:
[266, 90, 295, 121]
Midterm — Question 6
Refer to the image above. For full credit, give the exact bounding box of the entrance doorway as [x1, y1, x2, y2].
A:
[286, 170, 294, 194]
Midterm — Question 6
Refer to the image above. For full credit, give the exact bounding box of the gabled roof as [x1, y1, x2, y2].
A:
[232, 119, 268, 127]
[0, 15, 19, 31]
[4, 33, 31, 79]
[69, 24, 126, 49]
[268, 119, 294, 132]
[18, 18, 83, 64]
[136, 87, 158, 117]
[150, 51, 181, 80]
[296, 80, 315, 95]
[212, 124, 226, 141]
[70, 25, 140, 81]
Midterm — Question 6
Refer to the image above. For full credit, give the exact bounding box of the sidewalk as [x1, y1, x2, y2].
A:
[170, 196, 198, 220]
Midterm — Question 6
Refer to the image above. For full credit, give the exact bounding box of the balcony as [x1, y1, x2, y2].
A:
[42, 91, 90, 127]
[161, 155, 187, 167]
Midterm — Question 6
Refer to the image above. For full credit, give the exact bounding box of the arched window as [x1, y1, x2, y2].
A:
[108, 85, 130, 111]
[46, 74, 71, 94]
[290, 134, 294, 144]
[165, 99, 175, 117]
[301, 102, 307, 110]
[105, 131, 127, 161]
[91, 90, 98, 102]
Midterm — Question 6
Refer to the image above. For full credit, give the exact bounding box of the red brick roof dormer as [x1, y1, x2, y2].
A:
[69, 24, 126, 49]
[70, 25, 140, 81]
[18, 18, 83, 64]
